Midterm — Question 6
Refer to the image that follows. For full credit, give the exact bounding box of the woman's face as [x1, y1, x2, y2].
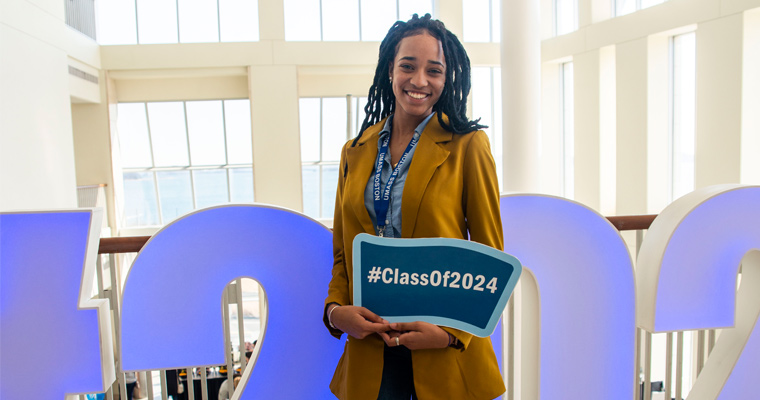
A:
[390, 31, 446, 123]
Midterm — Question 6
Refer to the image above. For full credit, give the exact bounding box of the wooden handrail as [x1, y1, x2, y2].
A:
[98, 214, 658, 254]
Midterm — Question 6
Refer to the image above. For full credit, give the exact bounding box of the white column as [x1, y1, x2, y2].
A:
[695, 14, 743, 188]
[501, 0, 541, 192]
[615, 38, 648, 216]
[573, 50, 601, 210]
[248, 65, 303, 212]
[742, 8, 760, 184]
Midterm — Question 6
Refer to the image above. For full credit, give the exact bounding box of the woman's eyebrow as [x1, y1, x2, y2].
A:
[398, 56, 445, 67]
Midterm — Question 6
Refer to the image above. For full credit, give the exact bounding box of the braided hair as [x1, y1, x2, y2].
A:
[352, 13, 485, 148]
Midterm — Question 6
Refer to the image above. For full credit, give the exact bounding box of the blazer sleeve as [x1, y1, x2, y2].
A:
[323, 142, 352, 338]
[443, 130, 504, 350]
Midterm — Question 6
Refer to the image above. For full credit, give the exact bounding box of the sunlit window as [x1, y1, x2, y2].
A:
[284, 0, 433, 41]
[614, 0, 666, 17]
[117, 100, 254, 227]
[97, 0, 259, 45]
[555, 0, 578, 36]
[300, 97, 367, 219]
[560, 62, 574, 199]
[669, 32, 696, 201]
[463, 0, 500, 42]
[471, 67, 503, 190]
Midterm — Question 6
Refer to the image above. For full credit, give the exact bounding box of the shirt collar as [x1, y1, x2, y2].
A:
[378, 112, 437, 146]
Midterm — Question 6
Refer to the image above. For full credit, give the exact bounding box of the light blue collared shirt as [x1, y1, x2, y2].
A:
[364, 112, 436, 237]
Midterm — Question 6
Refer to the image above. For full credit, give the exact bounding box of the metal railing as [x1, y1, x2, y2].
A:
[64, 0, 97, 40]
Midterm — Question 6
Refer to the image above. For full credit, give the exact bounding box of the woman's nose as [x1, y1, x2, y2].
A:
[410, 70, 427, 87]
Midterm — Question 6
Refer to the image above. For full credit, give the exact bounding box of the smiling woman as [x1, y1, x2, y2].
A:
[323, 14, 504, 400]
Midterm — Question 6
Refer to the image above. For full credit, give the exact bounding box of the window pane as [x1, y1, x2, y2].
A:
[193, 169, 229, 208]
[321, 98, 347, 162]
[229, 168, 254, 202]
[299, 98, 321, 162]
[322, 0, 360, 41]
[321, 165, 339, 218]
[352, 97, 368, 137]
[147, 102, 190, 167]
[284, 0, 321, 41]
[224, 99, 253, 164]
[471, 67, 493, 130]
[463, 0, 490, 42]
[672, 32, 696, 200]
[219, 0, 259, 42]
[615, 0, 635, 17]
[641, 0, 665, 9]
[178, 0, 219, 43]
[556, 0, 577, 35]
[97, 0, 137, 45]
[117, 103, 153, 168]
[123, 172, 160, 226]
[398, 0, 433, 21]
[492, 68, 503, 160]
[491, 0, 501, 42]
[156, 170, 194, 222]
[562, 62, 575, 199]
[136, 0, 178, 44]
[302, 165, 320, 218]
[360, 0, 396, 41]
[186, 101, 226, 166]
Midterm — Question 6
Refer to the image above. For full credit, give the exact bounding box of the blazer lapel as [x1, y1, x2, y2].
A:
[345, 133, 380, 235]
[401, 116, 451, 237]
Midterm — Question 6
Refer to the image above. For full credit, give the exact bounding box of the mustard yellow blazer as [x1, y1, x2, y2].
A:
[324, 115, 506, 400]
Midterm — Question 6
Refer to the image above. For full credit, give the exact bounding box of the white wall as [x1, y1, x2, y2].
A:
[541, 0, 760, 214]
[0, 0, 91, 211]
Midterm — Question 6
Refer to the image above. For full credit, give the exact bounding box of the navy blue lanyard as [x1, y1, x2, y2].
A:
[373, 133, 419, 236]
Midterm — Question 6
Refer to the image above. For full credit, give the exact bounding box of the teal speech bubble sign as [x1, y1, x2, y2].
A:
[352, 233, 522, 337]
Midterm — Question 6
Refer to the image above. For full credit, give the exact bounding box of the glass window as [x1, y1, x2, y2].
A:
[614, 0, 666, 17]
[117, 103, 153, 168]
[219, 0, 260, 42]
[98, 0, 258, 44]
[470, 67, 503, 191]
[561, 62, 575, 199]
[224, 100, 253, 165]
[229, 168, 254, 203]
[360, 0, 397, 42]
[178, 0, 220, 43]
[193, 169, 229, 209]
[322, 0, 360, 41]
[136, 0, 178, 44]
[156, 171, 194, 221]
[123, 172, 160, 226]
[285, 0, 434, 41]
[147, 102, 189, 167]
[117, 100, 254, 227]
[555, 0, 577, 36]
[186, 101, 226, 166]
[463, 0, 499, 43]
[299, 97, 353, 220]
[96, 0, 137, 45]
[670, 32, 696, 201]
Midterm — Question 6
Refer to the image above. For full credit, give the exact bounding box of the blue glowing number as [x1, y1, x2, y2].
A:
[637, 186, 760, 398]
[0, 210, 115, 399]
[120, 205, 344, 399]
[499, 195, 636, 398]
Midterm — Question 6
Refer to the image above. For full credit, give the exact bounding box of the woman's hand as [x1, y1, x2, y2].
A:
[329, 305, 390, 339]
[378, 321, 450, 350]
